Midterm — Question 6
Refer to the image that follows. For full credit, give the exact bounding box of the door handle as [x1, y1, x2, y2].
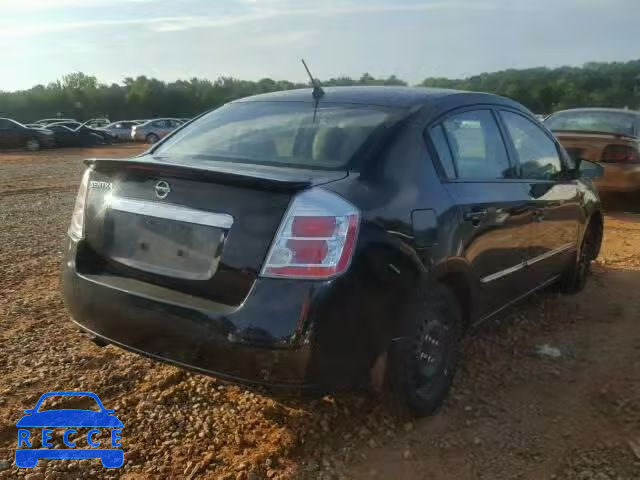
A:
[463, 208, 489, 225]
[533, 209, 545, 222]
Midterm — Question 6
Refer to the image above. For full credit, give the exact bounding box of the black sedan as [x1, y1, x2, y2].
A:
[0, 118, 55, 151]
[48, 122, 114, 144]
[47, 124, 108, 148]
[62, 87, 604, 416]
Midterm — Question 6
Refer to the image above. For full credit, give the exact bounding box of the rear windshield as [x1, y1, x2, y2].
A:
[544, 110, 638, 137]
[153, 101, 394, 170]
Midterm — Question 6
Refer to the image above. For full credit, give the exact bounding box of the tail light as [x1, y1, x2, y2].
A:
[68, 168, 91, 241]
[601, 145, 640, 164]
[261, 189, 360, 279]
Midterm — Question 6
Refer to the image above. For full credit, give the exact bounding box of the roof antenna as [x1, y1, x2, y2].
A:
[301, 58, 324, 122]
[301, 58, 324, 100]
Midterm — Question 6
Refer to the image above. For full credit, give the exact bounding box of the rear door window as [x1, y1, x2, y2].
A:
[437, 110, 511, 179]
[501, 111, 563, 181]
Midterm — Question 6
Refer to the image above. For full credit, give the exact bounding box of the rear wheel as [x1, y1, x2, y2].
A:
[560, 222, 598, 294]
[146, 133, 159, 144]
[25, 138, 41, 151]
[385, 283, 461, 417]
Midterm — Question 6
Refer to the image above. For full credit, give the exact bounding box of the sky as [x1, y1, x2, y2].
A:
[0, 0, 638, 91]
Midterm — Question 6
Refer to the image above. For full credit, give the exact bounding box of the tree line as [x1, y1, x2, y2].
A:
[1, 60, 639, 122]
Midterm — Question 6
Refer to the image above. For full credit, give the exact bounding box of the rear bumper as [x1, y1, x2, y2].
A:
[61, 239, 377, 390]
[596, 164, 640, 192]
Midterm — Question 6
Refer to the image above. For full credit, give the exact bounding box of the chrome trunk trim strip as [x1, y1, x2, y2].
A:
[109, 197, 233, 229]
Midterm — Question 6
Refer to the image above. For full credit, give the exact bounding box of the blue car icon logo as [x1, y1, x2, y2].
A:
[15, 391, 123, 468]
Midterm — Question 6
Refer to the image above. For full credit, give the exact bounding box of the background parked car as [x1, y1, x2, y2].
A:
[0, 118, 55, 151]
[47, 121, 83, 129]
[47, 124, 107, 147]
[48, 121, 114, 144]
[99, 121, 141, 141]
[83, 117, 111, 128]
[34, 118, 77, 126]
[545, 108, 640, 193]
[131, 118, 184, 143]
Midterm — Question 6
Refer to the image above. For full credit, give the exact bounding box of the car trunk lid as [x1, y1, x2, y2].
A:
[553, 130, 638, 163]
[78, 156, 347, 307]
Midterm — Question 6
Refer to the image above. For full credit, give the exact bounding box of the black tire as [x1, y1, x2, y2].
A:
[146, 133, 159, 144]
[385, 283, 461, 417]
[25, 137, 41, 151]
[560, 222, 598, 294]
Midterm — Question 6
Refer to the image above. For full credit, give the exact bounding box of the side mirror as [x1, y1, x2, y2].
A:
[578, 159, 604, 179]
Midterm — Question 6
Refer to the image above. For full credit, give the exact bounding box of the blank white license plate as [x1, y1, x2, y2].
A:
[106, 211, 222, 280]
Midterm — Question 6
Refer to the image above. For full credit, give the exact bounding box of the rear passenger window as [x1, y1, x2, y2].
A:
[440, 110, 511, 179]
[429, 124, 456, 179]
[501, 111, 562, 181]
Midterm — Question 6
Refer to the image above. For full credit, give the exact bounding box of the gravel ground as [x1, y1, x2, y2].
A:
[0, 146, 639, 479]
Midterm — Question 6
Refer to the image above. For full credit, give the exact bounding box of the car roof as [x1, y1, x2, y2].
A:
[231, 86, 518, 110]
[549, 107, 640, 117]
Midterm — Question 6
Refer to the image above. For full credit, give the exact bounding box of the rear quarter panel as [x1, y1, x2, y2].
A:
[311, 111, 464, 381]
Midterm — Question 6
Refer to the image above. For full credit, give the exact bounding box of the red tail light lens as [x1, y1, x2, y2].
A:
[291, 216, 337, 237]
[261, 189, 360, 279]
[601, 145, 640, 164]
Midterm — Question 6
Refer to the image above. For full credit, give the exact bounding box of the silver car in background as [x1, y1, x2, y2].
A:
[131, 118, 184, 143]
[101, 121, 143, 141]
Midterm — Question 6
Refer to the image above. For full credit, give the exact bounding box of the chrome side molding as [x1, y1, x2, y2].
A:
[481, 242, 575, 284]
[480, 262, 526, 284]
[525, 243, 575, 267]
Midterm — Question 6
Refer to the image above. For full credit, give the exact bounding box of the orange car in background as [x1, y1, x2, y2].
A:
[545, 108, 640, 193]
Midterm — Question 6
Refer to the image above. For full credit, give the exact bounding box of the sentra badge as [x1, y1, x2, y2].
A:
[89, 180, 113, 190]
